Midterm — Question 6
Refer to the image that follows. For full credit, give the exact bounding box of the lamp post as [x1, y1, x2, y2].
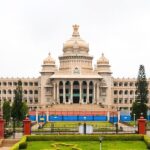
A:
[99, 136, 103, 150]
[11, 117, 15, 139]
[133, 113, 136, 128]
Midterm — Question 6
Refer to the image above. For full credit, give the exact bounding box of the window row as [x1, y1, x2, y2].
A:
[113, 98, 134, 104]
[113, 82, 136, 87]
[0, 90, 38, 94]
[0, 97, 38, 102]
[0, 82, 38, 86]
[114, 90, 136, 95]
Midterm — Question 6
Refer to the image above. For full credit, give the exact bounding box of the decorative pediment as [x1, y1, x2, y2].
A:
[73, 67, 80, 74]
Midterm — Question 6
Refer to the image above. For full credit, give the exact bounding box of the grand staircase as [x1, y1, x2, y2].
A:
[47, 104, 111, 112]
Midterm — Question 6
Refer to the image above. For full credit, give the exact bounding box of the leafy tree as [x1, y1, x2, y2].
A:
[20, 102, 28, 120]
[11, 80, 28, 123]
[3, 101, 11, 125]
[131, 65, 148, 119]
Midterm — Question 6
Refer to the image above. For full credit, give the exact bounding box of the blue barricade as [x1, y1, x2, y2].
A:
[147, 115, 150, 121]
[63, 116, 78, 121]
[109, 116, 118, 123]
[93, 116, 107, 121]
[78, 116, 93, 121]
[29, 115, 36, 121]
[49, 116, 63, 121]
[38, 115, 47, 122]
[120, 115, 131, 122]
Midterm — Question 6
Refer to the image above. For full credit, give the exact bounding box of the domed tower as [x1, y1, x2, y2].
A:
[96, 53, 112, 75]
[95, 53, 112, 108]
[40, 53, 57, 106]
[59, 25, 93, 74]
[63, 24, 89, 56]
[41, 52, 57, 74]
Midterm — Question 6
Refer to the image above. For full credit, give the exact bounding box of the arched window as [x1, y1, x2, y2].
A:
[8, 90, 12, 94]
[124, 90, 128, 95]
[24, 90, 28, 94]
[114, 90, 118, 95]
[29, 90, 33, 94]
[34, 90, 38, 94]
[119, 90, 123, 95]
[3, 90, 6, 94]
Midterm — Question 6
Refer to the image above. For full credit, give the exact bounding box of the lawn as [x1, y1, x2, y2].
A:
[23, 141, 147, 150]
[44, 121, 113, 128]
[40, 121, 114, 132]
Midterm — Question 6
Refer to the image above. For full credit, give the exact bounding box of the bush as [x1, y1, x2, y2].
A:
[144, 135, 150, 148]
[10, 136, 27, 150]
[26, 134, 144, 142]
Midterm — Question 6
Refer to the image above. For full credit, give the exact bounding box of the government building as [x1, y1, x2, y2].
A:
[0, 25, 150, 113]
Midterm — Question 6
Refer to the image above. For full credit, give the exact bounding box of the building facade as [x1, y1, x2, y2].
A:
[0, 25, 150, 111]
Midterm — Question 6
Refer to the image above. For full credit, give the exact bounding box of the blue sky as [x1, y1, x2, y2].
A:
[0, 0, 150, 78]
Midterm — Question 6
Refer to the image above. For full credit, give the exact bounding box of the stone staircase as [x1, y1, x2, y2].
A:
[48, 104, 110, 111]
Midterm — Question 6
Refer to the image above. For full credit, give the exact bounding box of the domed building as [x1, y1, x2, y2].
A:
[0, 25, 150, 116]
[40, 25, 112, 108]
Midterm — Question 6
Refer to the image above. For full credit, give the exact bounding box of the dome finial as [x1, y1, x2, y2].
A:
[72, 24, 80, 37]
[48, 52, 51, 56]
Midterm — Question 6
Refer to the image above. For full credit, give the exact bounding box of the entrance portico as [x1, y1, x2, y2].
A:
[51, 76, 103, 104]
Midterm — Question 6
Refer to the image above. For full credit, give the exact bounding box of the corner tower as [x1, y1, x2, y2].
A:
[40, 53, 57, 106]
[95, 53, 112, 108]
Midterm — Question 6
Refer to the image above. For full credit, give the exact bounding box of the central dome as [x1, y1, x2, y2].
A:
[63, 25, 89, 55]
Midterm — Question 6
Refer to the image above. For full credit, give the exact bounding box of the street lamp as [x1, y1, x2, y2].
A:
[99, 136, 103, 150]
[133, 113, 136, 128]
[11, 117, 16, 139]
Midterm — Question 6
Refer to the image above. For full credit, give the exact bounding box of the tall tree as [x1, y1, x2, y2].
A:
[20, 102, 28, 121]
[131, 65, 148, 119]
[11, 80, 27, 122]
[3, 101, 11, 125]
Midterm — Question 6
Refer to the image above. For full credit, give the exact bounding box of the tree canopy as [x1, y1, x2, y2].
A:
[11, 80, 28, 122]
[131, 65, 148, 119]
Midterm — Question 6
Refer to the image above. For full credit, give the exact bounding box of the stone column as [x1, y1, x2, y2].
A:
[46, 110, 49, 122]
[70, 81, 73, 103]
[57, 82, 59, 104]
[93, 82, 95, 104]
[97, 83, 99, 104]
[63, 81, 65, 103]
[36, 110, 38, 123]
[79, 81, 82, 104]
[53, 83, 56, 101]
[87, 81, 89, 103]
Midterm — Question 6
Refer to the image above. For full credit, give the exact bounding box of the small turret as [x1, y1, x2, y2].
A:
[41, 53, 57, 74]
[95, 53, 112, 75]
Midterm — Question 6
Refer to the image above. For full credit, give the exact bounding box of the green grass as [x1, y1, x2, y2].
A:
[40, 121, 114, 132]
[23, 141, 147, 150]
[44, 121, 113, 128]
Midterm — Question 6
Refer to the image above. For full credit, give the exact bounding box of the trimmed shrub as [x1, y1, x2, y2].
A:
[10, 136, 27, 150]
[27, 134, 143, 142]
[144, 135, 150, 148]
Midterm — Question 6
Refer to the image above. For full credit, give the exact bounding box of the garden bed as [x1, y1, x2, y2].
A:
[10, 134, 150, 150]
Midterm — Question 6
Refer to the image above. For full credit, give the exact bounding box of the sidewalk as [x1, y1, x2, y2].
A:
[118, 122, 137, 133]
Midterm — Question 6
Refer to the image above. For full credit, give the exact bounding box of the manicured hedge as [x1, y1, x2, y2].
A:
[10, 134, 150, 150]
[26, 134, 144, 141]
[10, 136, 27, 150]
[144, 135, 150, 148]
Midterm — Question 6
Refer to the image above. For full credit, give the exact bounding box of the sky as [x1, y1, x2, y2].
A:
[0, 0, 150, 78]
